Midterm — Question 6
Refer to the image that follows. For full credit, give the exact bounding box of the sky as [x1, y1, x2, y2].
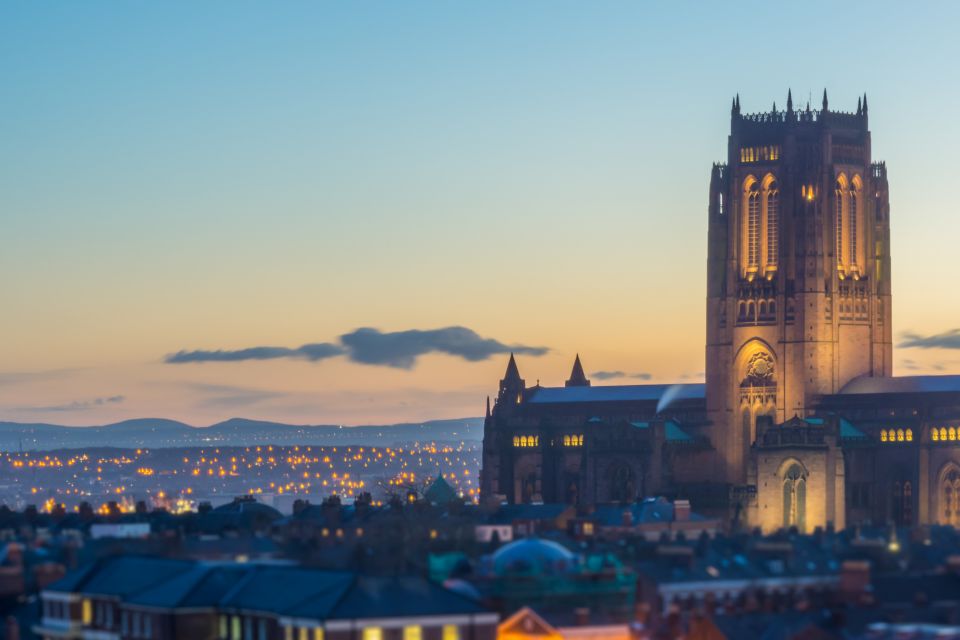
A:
[2, 1, 960, 426]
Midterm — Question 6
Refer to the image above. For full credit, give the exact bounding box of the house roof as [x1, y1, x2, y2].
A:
[47, 556, 196, 598]
[527, 384, 704, 405]
[326, 576, 487, 619]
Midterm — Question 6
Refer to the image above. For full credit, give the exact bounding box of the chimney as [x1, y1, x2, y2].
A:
[622, 509, 634, 527]
[674, 500, 691, 522]
[573, 607, 590, 626]
[839, 560, 871, 603]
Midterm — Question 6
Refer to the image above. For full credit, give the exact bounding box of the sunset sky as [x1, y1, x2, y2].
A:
[3, 1, 960, 426]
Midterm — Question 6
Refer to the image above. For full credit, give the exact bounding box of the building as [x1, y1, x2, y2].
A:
[480, 92, 960, 533]
[33, 556, 498, 640]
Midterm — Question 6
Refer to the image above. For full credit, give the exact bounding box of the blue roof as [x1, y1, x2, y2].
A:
[527, 384, 705, 404]
[664, 420, 693, 442]
[839, 418, 868, 440]
[838, 375, 960, 395]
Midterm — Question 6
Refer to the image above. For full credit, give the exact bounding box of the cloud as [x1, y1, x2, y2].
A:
[0, 368, 84, 386]
[18, 395, 125, 413]
[166, 326, 548, 369]
[590, 370, 652, 381]
[340, 327, 547, 369]
[188, 383, 286, 409]
[900, 358, 947, 372]
[899, 329, 960, 350]
[166, 343, 344, 364]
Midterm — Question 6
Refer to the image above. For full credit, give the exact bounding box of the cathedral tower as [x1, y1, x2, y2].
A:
[706, 91, 892, 484]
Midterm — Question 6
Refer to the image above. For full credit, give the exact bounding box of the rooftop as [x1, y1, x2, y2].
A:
[527, 383, 704, 405]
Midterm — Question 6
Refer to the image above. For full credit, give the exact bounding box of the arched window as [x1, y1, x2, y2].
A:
[906, 429, 914, 442]
[783, 463, 806, 531]
[744, 179, 761, 274]
[897, 429, 905, 442]
[950, 427, 957, 441]
[850, 175, 863, 269]
[933, 428, 940, 442]
[563, 435, 570, 446]
[513, 436, 519, 447]
[520, 436, 528, 447]
[835, 175, 848, 271]
[765, 179, 779, 270]
[943, 468, 960, 526]
[941, 427, 949, 442]
[903, 481, 913, 525]
[880, 430, 888, 442]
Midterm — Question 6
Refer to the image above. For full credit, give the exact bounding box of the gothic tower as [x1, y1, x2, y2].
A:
[706, 91, 892, 484]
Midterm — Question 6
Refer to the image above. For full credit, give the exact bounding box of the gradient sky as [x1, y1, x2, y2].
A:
[3, 1, 960, 426]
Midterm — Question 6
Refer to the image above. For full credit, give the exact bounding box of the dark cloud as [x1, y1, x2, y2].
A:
[166, 343, 344, 364]
[165, 326, 547, 369]
[18, 395, 125, 413]
[189, 384, 285, 409]
[340, 327, 547, 369]
[900, 359, 947, 372]
[899, 329, 960, 350]
[590, 371, 652, 381]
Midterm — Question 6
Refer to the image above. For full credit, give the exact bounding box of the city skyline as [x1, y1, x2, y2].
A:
[4, 2, 960, 426]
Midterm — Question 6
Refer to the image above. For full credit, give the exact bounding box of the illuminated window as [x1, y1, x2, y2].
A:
[232, 616, 242, 640]
[880, 430, 888, 442]
[906, 429, 913, 442]
[520, 436, 528, 447]
[363, 628, 383, 640]
[82, 599, 92, 625]
[766, 184, 779, 269]
[897, 429, 905, 442]
[404, 626, 422, 640]
[300, 627, 309, 640]
[835, 177, 846, 269]
[443, 625, 460, 640]
[747, 185, 761, 270]
[850, 190, 859, 267]
[285, 626, 294, 640]
[512, 436, 519, 447]
[314, 629, 324, 640]
[933, 428, 940, 442]
[563, 435, 571, 446]
[951, 427, 957, 442]
[942, 428, 949, 442]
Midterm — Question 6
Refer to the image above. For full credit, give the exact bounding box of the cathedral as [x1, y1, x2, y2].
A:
[480, 91, 960, 533]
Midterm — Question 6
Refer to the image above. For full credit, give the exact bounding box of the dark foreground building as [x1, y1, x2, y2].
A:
[33, 556, 497, 640]
[481, 92, 960, 533]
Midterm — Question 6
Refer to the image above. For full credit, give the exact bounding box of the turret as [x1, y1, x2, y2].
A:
[565, 354, 591, 387]
[497, 353, 526, 407]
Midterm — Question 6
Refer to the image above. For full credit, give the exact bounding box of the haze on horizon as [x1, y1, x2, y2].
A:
[3, 1, 960, 427]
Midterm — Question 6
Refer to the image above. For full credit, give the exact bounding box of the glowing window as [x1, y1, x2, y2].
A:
[835, 181, 845, 268]
[850, 190, 859, 267]
[363, 628, 383, 640]
[82, 599, 92, 625]
[231, 616, 241, 640]
[942, 428, 949, 441]
[897, 429, 905, 442]
[563, 435, 571, 446]
[300, 627, 309, 640]
[880, 430, 888, 442]
[906, 429, 913, 442]
[512, 436, 519, 447]
[520, 436, 528, 447]
[443, 626, 460, 640]
[747, 188, 761, 269]
[284, 625, 294, 640]
[951, 427, 957, 441]
[404, 626, 422, 640]
[766, 187, 779, 268]
[933, 428, 940, 442]
[314, 629, 324, 640]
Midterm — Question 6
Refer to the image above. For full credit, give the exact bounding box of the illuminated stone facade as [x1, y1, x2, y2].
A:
[480, 93, 960, 534]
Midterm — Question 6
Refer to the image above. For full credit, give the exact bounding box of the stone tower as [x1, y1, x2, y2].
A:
[706, 91, 892, 484]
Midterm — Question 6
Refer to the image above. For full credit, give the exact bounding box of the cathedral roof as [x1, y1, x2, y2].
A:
[564, 354, 590, 387]
[838, 375, 960, 395]
[527, 383, 704, 404]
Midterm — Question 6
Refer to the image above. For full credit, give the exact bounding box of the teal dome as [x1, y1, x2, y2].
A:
[491, 538, 577, 575]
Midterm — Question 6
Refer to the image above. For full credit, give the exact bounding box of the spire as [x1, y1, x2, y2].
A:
[772, 101, 777, 114]
[735, 94, 740, 111]
[857, 96, 862, 115]
[821, 89, 828, 112]
[862, 92, 868, 115]
[787, 89, 793, 113]
[503, 353, 521, 383]
[485, 395, 491, 419]
[565, 354, 591, 388]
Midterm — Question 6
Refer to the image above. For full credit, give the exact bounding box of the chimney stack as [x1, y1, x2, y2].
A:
[674, 500, 691, 522]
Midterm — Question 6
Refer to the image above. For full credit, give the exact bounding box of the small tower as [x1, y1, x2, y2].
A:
[565, 354, 591, 387]
[497, 353, 526, 407]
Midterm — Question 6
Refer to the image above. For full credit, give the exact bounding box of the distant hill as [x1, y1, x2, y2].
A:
[0, 417, 484, 452]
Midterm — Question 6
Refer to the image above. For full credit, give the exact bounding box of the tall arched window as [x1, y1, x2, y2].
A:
[835, 175, 848, 271]
[943, 468, 960, 527]
[783, 463, 806, 531]
[747, 184, 761, 272]
[764, 177, 779, 272]
[850, 175, 863, 270]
